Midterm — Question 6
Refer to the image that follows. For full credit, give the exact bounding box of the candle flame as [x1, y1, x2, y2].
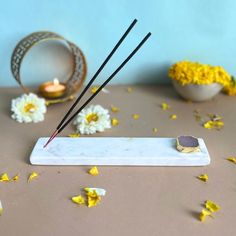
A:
[53, 78, 59, 86]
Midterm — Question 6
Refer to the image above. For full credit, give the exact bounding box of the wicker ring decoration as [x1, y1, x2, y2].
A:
[11, 31, 87, 105]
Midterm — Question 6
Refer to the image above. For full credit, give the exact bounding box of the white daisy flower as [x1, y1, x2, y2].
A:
[11, 93, 46, 123]
[73, 104, 111, 134]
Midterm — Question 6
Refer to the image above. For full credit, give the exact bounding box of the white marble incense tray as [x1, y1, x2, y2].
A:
[30, 137, 210, 166]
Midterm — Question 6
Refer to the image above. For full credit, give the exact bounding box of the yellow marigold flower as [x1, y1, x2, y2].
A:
[71, 195, 85, 205]
[111, 118, 119, 126]
[133, 114, 139, 119]
[197, 174, 208, 182]
[170, 114, 177, 120]
[90, 86, 99, 94]
[87, 190, 101, 208]
[28, 172, 39, 182]
[89, 166, 99, 176]
[227, 157, 236, 164]
[68, 133, 81, 138]
[161, 102, 170, 110]
[223, 77, 236, 96]
[169, 61, 231, 86]
[199, 209, 212, 222]
[111, 105, 119, 112]
[205, 200, 220, 213]
[0, 173, 10, 182]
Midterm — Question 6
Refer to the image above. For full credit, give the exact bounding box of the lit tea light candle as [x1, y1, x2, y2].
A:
[39, 78, 66, 99]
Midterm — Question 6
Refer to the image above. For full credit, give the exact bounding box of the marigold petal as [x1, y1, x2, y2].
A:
[111, 118, 119, 126]
[133, 114, 139, 120]
[199, 209, 212, 222]
[170, 114, 177, 120]
[197, 174, 208, 182]
[72, 195, 85, 205]
[28, 172, 39, 182]
[161, 102, 170, 110]
[205, 200, 220, 212]
[12, 175, 19, 182]
[0, 173, 10, 182]
[87, 190, 101, 208]
[68, 133, 81, 138]
[227, 157, 236, 164]
[89, 166, 99, 176]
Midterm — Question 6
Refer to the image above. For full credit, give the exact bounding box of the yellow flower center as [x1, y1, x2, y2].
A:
[86, 113, 99, 123]
[24, 103, 36, 113]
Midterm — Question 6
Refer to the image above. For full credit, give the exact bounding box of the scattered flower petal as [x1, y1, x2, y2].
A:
[90, 86, 99, 94]
[71, 195, 85, 205]
[12, 175, 19, 182]
[133, 114, 139, 120]
[205, 200, 220, 213]
[87, 190, 101, 208]
[111, 105, 119, 113]
[73, 105, 111, 135]
[153, 128, 158, 133]
[89, 166, 99, 176]
[0, 173, 10, 182]
[111, 118, 119, 126]
[28, 172, 39, 182]
[161, 102, 170, 110]
[11, 93, 46, 123]
[227, 157, 236, 164]
[68, 133, 81, 138]
[199, 209, 212, 222]
[84, 187, 106, 196]
[0, 200, 2, 216]
[203, 120, 224, 130]
[170, 114, 177, 120]
[127, 87, 133, 93]
[197, 174, 208, 182]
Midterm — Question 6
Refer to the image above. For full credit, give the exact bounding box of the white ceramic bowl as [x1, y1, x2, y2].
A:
[172, 80, 223, 102]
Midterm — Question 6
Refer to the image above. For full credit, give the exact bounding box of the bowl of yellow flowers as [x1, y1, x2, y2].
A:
[169, 61, 231, 102]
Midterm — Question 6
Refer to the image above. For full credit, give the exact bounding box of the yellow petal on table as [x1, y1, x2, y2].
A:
[0, 200, 3, 216]
[90, 86, 99, 94]
[127, 87, 133, 93]
[203, 120, 224, 130]
[28, 172, 39, 182]
[89, 166, 99, 176]
[152, 128, 158, 133]
[199, 209, 212, 222]
[68, 133, 81, 138]
[132, 114, 139, 120]
[197, 174, 208, 182]
[111, 118, 119, 126]
[205, 200, 220, 213]
[170, 114, 177, 120]
[0, 173, 10, 182]
[111, 105, 119, 113]
[12, 175, 19, 182]
[71, 195, 85, 205]
[87, 190, 101, 208]
[227, 157, 236, 164]
[161, 102, 170, 110]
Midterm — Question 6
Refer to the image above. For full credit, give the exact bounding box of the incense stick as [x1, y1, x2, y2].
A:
[44, 25, 151, 148]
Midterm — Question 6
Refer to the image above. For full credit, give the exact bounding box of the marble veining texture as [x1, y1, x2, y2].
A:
[30, 137, 210, 166]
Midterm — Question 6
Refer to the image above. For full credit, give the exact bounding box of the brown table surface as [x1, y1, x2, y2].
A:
[0, 85, 236, 236]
